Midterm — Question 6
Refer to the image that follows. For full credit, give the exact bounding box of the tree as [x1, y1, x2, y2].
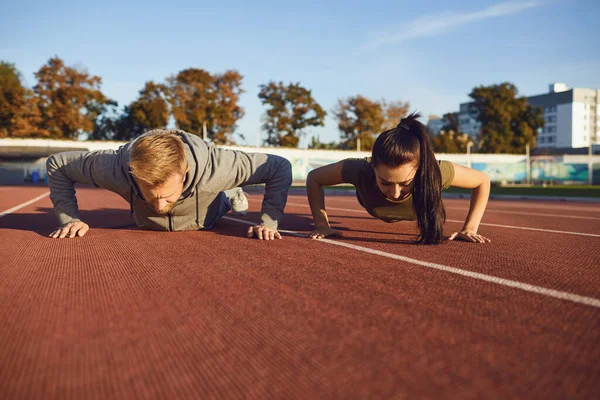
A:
[91, 81, 170, 141]
[333, 95, 385, 150]
[383, 100, 410, 130]
[128, 81, 169, 134]
[166, 68, 244, 144]
[166, 68, 212, 137]
[469, 82, 544, 153]
[212, 70, 245, 144]
[308, 135, 341, 150]
[258, 81, 326, 148]
[89, 101, 120, 140]
[0, 62, 47, 137]
[431, 130, 472, 153]
[34, 56, 112, 139]
[333, 96, 410, 150]
[441, 112, 460, 133]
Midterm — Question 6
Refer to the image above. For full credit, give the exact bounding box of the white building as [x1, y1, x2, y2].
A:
[458, 83, 600, 149]
[458, 103, 481, 139]
[529, 83, 599, 148]
[426, 116, 446, 135]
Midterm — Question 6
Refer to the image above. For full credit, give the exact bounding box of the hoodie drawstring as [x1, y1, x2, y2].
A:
[130, 187, 134, 217]
[195, 189, 199, 226]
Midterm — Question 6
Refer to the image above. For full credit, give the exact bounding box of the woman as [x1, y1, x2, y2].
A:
[306, 113, 491, 244]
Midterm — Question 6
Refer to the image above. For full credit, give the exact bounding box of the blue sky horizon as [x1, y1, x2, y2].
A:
[1, 0, 598, 146]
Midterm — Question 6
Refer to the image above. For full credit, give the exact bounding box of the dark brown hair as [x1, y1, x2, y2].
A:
[371, 112, 446, 244]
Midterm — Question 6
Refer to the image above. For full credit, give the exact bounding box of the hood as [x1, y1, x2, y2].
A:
[119, 129, 210, 200]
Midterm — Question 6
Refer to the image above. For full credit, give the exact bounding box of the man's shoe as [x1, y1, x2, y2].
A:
[231, 188, 248, 216]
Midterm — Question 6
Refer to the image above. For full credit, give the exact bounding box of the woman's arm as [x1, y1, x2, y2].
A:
[447, 163, 491, 243]
[306, 161, 346, 239]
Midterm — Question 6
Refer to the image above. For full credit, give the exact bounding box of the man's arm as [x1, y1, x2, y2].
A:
[46, 149, 125, 228]
[210, 149, 292, 231]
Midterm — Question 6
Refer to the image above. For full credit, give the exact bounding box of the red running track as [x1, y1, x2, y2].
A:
[0, 186, 599, 399]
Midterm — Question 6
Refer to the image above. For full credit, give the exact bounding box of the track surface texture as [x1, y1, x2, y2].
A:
[1, 185, 599, 399]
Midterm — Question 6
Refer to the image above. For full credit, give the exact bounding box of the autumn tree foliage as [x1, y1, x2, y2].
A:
[333, 95, 409, 150]
[0, 62, 46, 137]
[166, 68, 244, 144]
[34, 57, 112, 139]
[258, 81, 326, 147]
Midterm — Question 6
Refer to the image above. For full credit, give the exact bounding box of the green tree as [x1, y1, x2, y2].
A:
[258, 81, 326, 148]
[34, 56, 112, 139]
[469, 82, 544, 153]
[431, 130, 472, 153]
[441, 112, 460, 133]
[0, 62, 47, 137]
[166, 68, 244, 144]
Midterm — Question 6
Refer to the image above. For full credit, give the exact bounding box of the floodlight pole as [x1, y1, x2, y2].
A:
[467, 142, 473, 169]
[526, 143, 531, 185]
[589, 138, 594, 185]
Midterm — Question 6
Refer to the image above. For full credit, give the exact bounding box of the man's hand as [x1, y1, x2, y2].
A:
[448, 230, 490, 243]
[308, 226, 342, 240]
[49, 221, 90, 239]
[247, 225, 282, 240]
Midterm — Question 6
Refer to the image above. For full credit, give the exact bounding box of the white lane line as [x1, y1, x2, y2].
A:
[445, 219, 600, 238]
[0, 192, 50, 218]
[222, 216, 600, 309]
[277, 201, 600, 238]
[446, 207, 600, 220]
[326, 196, 600, 218]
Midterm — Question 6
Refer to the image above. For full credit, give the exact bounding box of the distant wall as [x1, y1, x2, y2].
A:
[1, 138, 599, 185]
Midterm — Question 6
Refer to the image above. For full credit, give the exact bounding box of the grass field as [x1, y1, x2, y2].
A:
[444, 184, 600, 198]
[302, 184, 600, 198]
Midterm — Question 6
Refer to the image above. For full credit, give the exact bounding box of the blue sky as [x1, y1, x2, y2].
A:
[1, 0, 598, 146]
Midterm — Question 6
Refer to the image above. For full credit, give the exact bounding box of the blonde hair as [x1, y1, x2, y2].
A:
[130, 130, 188, 186]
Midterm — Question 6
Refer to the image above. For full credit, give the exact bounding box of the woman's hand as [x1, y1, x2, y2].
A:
[448, 230, 490, 243]
[308, 226, 342, 240]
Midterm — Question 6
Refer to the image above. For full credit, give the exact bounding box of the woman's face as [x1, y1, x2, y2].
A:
[373, 163, 417, 200]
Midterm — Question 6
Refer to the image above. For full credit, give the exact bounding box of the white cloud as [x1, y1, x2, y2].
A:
[359, 1, 547, 52]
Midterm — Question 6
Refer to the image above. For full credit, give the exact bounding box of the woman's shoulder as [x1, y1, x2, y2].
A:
[340, 157, 373, 185]
[341, 157, 371, 167]
[438, 159, 456, 189]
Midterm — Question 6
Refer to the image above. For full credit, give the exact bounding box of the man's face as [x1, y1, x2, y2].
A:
[137, 172, 187, 215]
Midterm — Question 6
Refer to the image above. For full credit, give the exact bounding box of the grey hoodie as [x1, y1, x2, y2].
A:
[46, 130, 292, 231]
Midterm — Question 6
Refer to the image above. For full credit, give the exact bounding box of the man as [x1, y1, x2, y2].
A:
[46, 129, 292, 240]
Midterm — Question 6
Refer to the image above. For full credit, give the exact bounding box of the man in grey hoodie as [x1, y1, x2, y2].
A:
[46, 129, 292, 240]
